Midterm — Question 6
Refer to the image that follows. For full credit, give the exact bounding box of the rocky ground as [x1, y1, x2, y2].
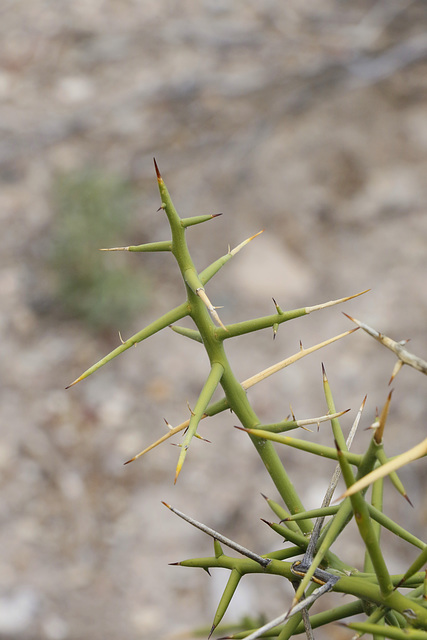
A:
[1, 1, 427, 639]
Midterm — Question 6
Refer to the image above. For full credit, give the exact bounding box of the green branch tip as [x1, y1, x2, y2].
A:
[65, 301, 189, 388]
[99, 240, 172, 252]
[180, 213, 223, 228]
[174, 362, 224, 482]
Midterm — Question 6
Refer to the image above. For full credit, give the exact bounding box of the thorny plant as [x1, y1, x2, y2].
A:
[67, 160, 427, 640]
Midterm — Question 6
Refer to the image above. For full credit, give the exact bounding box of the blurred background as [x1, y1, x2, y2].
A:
[1, 1, 427, 638]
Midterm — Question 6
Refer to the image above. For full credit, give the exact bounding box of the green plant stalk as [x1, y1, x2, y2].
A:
[219, 360, 312, 534]
[217, 309, 310, 340]
[358, 603, 387, 631]
[336, 440, 393, 597]
[101, 240, 172, 252]
[266, 548, 305, 561]
[175, 361, 224, 481]
[212, 568, 242, 632]
[181, 214, 222, 228]
[277, 584, 319, 640]
[226, 601, 364, 639]
[406, 584, 427, 601]
[262, 520, 309, 554]
[280, 499, 423, 551]
[335, 575, 427, 625]
[264, 520, 353, 575]
[367, 504, 426, 550]
[262, 494, 307, 535]
[285, 506, 339, 521]
[386, 610, 406, 628]
[176, 549, 426, 592]
[66, 301, 189, 387]
[128, 332, 355, 464]
[173, 550, 427, 627]
[376, 446, 409, 501]
[214, 294, 366, 341]
[151, 167, 320, 504]
[254, 416, 334, 434]
[292, 390, 385, 601]
[315, 434, 385, 553]
[292, 600, 365, 635]
[346, 622, 427, 639]
[214, 539, 223, 558]
[322, 365, 348, 453]
[239, 428, 362, 466]
[396, 547, 427, 588]
[365, 478, 384, 574]
[169, 324, 203, 342]
[155, 172, 293, 493]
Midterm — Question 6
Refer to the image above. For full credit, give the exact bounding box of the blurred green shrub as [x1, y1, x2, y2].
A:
[50, 170, 150, 332]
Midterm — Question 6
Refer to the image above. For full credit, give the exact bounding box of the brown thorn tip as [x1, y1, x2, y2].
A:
[321, 362, 327, 378]
[208, 624, 216, 639]
[123, 457, 134, 465]
[342, 312, 356, 321]
[211, 213, 223, 218]
[153, 157, 161, 179]
[260, 493, 269, 500]
[404, 493, 414, 508]
[161, 501, 171, 509]
[260, 518, 272, 526]
[169, 562, 180, 566]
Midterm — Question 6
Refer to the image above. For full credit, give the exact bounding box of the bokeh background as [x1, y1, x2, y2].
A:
[2, 1, 427, 638]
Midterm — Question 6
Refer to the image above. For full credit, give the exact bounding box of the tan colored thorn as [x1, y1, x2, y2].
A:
[339, 436, 427, 500]
[305, 289, 370, 314]
[229, 230, 264, 257]
[186, 401, 195, 417]
[99, 246, 130, 251]
[243, 329, 358, 389]
[389, 360, 404, 385]
[196, 288, 227, 330]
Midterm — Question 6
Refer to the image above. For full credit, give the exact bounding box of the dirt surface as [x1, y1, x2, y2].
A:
[2, 2, 427, 639]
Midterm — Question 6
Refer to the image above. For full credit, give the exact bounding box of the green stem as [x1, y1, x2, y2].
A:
[336, 442, 393, 597]
[175, 362, 224, 481]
